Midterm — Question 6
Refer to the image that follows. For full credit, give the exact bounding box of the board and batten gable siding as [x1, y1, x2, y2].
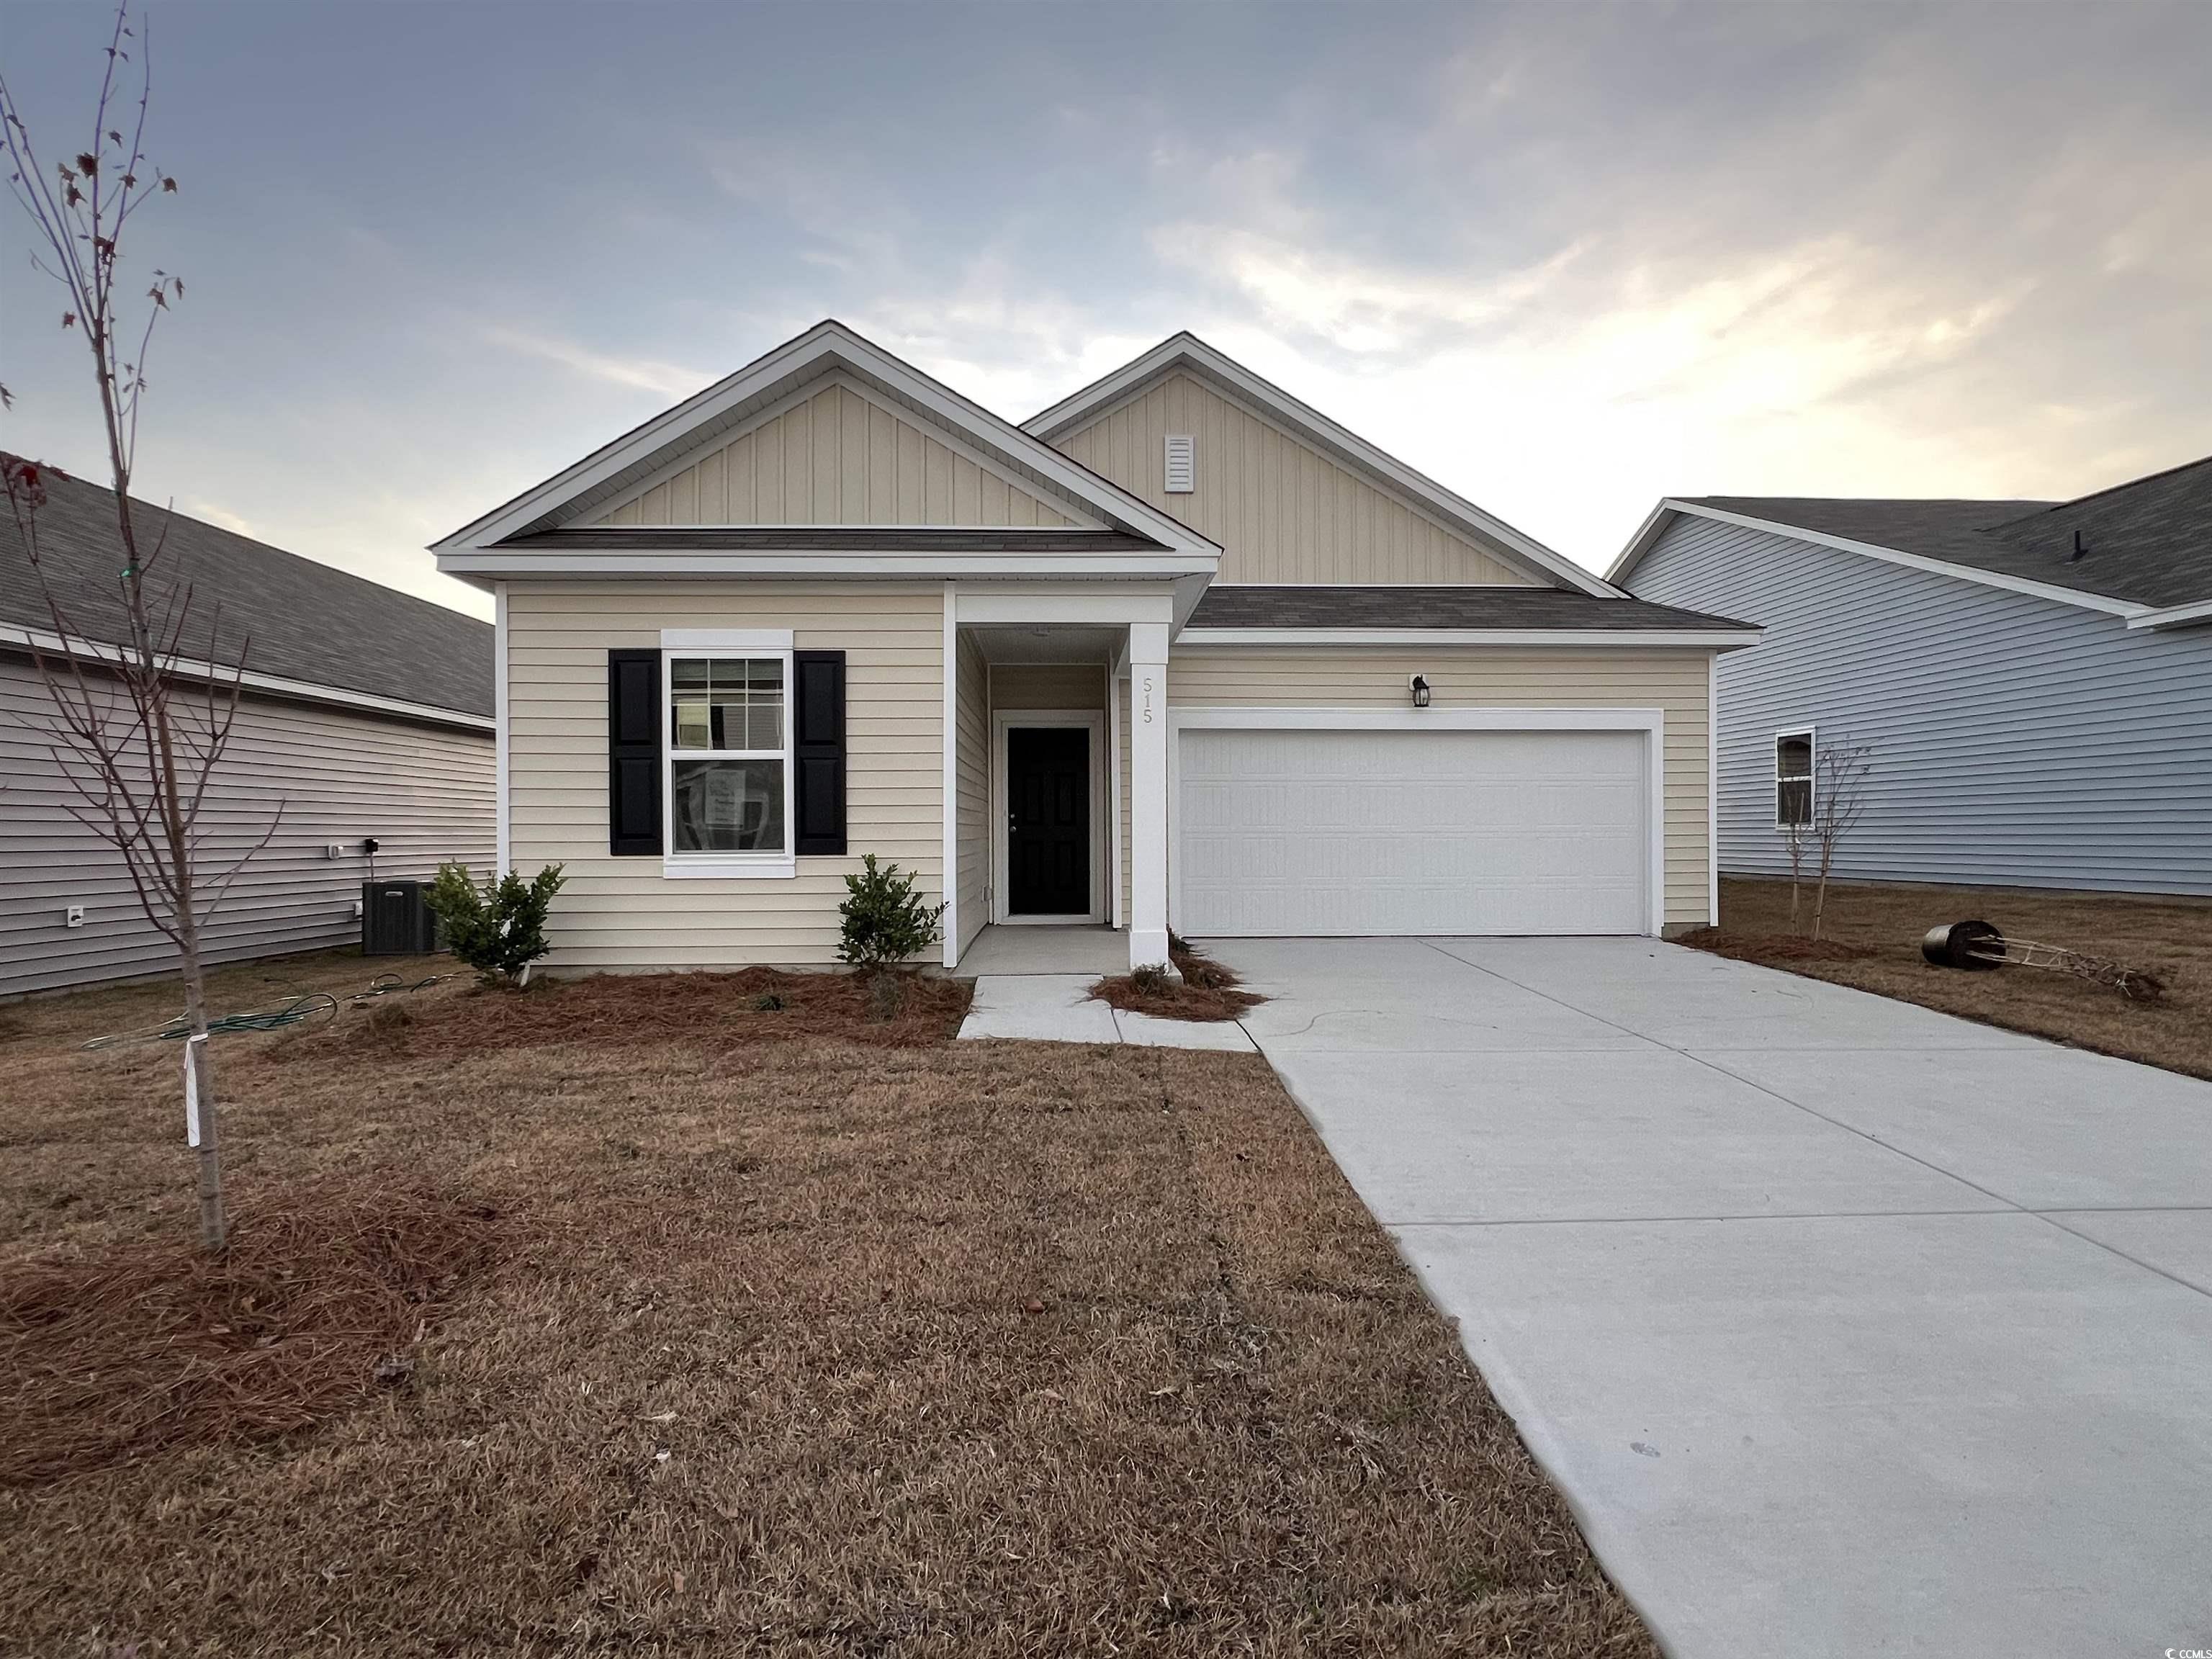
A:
[503, 581, 944, 968]
[594, 381, 1081, 529]
[1626, 513, 2212, 894]
[954, 630, 989, 956]
[1049, 371, 1539, 587]
[1166, 648, 1713, 931]
[0, 652, 492, 997]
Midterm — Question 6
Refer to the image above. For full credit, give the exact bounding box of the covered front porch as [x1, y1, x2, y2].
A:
[943, 588, 1175, 974]
[955, 922, 1133, 976]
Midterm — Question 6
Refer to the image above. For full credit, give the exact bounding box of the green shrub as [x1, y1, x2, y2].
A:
[837, 854, 945, 969]
[425, 861, 565, 986]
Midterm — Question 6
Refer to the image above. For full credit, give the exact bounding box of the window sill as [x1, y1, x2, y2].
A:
[662, 856, 797, 880]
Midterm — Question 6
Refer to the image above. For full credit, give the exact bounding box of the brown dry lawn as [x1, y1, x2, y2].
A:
[0, 949, 1652, 1658]
[1686, 877, 2212, 1079]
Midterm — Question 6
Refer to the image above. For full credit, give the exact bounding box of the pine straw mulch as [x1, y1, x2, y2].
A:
[1676, 927, 1873, 965]
[337, 965, 974, 1057]
[0, 953, 1653, 1657]
[1, 1178, 500, 1486]
[1090, 940, 1268, 1023]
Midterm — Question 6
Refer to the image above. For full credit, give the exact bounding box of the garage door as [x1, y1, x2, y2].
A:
[1177, 727, 1650, 936]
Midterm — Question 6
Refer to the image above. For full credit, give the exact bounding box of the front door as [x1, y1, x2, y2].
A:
[1007, 727, 1090, 916]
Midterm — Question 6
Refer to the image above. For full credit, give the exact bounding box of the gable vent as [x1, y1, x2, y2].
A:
[1164, 433, 1196, 494]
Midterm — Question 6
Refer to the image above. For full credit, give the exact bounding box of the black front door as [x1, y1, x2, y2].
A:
[1007, 727, 1090, 915]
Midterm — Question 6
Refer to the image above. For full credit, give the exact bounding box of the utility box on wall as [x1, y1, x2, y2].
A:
[361, 880, 440, 956]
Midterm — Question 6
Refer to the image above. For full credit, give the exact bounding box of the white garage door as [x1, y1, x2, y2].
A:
[1177, 726, 1650, 936]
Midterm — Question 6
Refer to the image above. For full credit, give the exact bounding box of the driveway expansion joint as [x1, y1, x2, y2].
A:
[1215, 933, 2212, 1658]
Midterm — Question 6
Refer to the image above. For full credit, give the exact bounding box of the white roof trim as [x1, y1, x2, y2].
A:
[2128, 595, 2212, 631]
[433, 320, 1221, 562]
[1610, 500, 2154, 622]
[441, 550, 1215, 580]
[1176, 626, 1760, 649]
[1, 624, 494, 732]
[1024, 332, 1618, 599]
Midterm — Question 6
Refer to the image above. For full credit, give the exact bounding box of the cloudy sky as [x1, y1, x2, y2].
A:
[4, 1, 2207, 619]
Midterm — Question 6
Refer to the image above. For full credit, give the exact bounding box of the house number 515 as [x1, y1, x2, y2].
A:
[1141, 675, 1156, 724]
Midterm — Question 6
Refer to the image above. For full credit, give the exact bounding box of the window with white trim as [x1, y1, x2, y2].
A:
[667, 653, 790, 854]
[1776, 729, 1814, 828]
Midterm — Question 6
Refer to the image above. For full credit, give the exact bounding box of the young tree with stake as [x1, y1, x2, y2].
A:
[1809, 739, 1873, 942]
[2, 6, 270, 1252]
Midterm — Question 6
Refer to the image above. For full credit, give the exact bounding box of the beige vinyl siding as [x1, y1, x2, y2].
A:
[1, 652, 492, 997]
[1051, 371, 1539, 586]
[988, 662, 1107, 713]
[954, 630, 988, 955]
[596, 382, 1080, 529]
[1166, 647, 1713, 932]
[505, 581, 943, 968]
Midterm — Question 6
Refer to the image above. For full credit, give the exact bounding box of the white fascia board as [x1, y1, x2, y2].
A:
[1605, 500, 1680, 584]
[437, 550, 1218, 580]
[1624, 500, 2152, 621]
[435, 320, 1223, 562]
[1024, 333, 1619, 599]
[1174, 626, 1761, 649]
[0, 624, 494, 732]
[2127, 595, 2212, 630]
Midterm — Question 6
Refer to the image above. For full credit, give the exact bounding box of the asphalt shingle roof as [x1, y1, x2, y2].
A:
[1189, 585, 1757, 631]
[1686, 454, 2212, 610]
[2, 463, 493, 719]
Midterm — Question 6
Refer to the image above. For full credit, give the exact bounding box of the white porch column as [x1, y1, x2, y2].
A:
[1127, 621, 1172, 971]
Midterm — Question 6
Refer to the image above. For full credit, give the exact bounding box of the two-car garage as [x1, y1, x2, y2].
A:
[1172, 715, 1660, 938]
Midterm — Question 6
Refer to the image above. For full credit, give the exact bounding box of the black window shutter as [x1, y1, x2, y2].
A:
[607, 649, 662, 856]
[792, 649, 847, 856]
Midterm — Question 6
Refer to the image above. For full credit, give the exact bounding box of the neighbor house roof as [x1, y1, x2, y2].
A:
[1182, 585, 1759, 645]
[2, 461, 494, 724]
[1610, 454, 2212, 629]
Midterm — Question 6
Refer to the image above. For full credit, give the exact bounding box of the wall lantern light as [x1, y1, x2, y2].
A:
[1408, 674, 1431, 709]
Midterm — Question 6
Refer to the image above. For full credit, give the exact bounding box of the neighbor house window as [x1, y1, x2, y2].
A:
[667, 654, 788, 855]
[1776, 729, 1815, 828]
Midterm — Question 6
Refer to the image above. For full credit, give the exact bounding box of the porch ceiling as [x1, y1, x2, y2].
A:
[964, 624, 1125, 664]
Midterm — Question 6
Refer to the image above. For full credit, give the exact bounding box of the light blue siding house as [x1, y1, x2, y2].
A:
[1610, 458, 2212, 896]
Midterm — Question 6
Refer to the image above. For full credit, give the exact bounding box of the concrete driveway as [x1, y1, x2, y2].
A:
[1214, 935, 2212, 1659]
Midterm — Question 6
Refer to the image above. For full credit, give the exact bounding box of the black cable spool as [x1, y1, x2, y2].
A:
[1921, 920, 2005, 971]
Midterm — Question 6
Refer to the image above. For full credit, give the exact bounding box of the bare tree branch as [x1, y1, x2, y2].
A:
[1809, 740, 1874, 942]
[1, 6, 241, 1252]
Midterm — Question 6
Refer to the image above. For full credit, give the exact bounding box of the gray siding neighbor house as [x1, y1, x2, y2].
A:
[1610, 456, 2212, 897]
[2, 464, 495, 996]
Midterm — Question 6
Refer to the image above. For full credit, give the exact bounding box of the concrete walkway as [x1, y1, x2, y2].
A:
[1215, 935, 2212, 1659]
[957, 972, 1257, 1051]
